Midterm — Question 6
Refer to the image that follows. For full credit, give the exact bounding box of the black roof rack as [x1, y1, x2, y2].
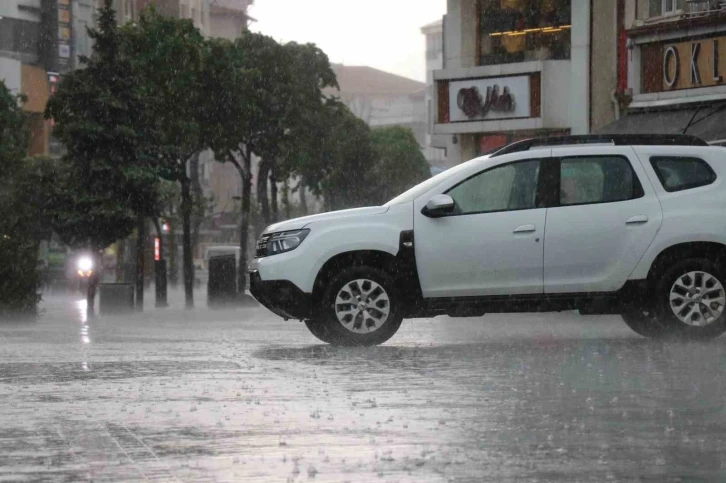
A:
[490, 134, 708, 157]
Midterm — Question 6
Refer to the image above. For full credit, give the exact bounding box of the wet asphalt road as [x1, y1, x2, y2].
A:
[2, 293, 726, 482]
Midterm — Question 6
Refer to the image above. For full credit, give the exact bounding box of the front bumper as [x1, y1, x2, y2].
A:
[249, 270, 313, 320]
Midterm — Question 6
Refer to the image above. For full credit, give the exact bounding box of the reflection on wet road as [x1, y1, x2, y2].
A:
[1, 294, 726, 481]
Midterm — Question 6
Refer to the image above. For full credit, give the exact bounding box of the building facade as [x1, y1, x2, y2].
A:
[0, 0, 78, 156]
[599, 0, 726, 145]
[435, 0, 594, 165]
[421, 19, 448, 171]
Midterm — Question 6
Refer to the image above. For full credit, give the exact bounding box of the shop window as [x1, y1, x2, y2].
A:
[478, 0, 571, 66]
[648, 0, 684, 17]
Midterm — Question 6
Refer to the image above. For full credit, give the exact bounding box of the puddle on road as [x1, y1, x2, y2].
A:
[0, 360, 240, 384]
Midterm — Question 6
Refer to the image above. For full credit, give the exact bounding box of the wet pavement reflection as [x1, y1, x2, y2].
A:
[1, 293, 726, 481]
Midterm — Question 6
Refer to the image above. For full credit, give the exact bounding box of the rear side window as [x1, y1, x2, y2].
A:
[650, 156, 716, 192]
[559, 156, 643, 206]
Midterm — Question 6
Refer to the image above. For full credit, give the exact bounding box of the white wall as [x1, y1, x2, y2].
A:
[570, 0, 591, 134]
[542, 60, 572, 129]
[0, 57, 22, 94]
[0, 1, 42, 22]
[444, 0, 462, 69]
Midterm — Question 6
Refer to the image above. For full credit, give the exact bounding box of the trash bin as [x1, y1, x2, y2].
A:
[99, 283, 135, 315]
[207, 254, 237, 307]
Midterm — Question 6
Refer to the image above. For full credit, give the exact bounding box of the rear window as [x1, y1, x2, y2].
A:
[650, 156, 716, 192]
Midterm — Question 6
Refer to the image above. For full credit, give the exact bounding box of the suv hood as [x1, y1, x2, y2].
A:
[264, 206, 389, 233]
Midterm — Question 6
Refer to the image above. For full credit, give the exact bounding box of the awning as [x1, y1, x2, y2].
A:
[597, 104, 726, 144]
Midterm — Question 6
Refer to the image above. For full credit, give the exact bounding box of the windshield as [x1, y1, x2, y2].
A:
[385, 157, 486, 206]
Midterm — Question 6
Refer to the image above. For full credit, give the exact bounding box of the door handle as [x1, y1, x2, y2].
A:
[514, 224, 536, 233]
[626, 215, 649, 225]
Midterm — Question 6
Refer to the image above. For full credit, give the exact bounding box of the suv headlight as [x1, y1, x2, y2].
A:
[258, 229, 310, 257]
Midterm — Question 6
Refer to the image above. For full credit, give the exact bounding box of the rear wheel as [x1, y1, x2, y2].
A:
[653, 259, 726, 340]
[305, 266, 403, 346]
[621, 308, 668, 338]
[304, 320, 335, 344]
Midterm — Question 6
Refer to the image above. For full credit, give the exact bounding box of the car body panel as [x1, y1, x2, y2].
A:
[250, 203, 412, 293]
[629, 146, 726, 279]
[543, 146, 663, 293]
[411, 150, 551, 297]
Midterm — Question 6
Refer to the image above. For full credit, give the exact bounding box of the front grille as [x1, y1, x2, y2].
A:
[255, 234, 272, 258]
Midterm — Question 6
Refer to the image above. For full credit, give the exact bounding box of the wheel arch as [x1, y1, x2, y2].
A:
[646, 242, 726, 285]
[311, 250, 399, 306]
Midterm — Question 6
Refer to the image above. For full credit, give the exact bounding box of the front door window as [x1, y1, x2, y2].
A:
[446, 159, 541, 215]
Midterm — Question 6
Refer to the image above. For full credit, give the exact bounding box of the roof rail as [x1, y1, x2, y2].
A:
[490, 134, 708, 157]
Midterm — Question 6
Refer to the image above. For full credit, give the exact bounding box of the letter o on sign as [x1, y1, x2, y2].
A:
[663, 46, 679, 87]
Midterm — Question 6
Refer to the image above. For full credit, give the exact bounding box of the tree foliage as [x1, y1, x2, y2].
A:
[119, 7, 209, 307]
[0, 82, 40, 314]
[44, 1, 154, 251]
[369, 126, 431, 204]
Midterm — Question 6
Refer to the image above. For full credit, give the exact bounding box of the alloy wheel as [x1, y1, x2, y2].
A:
[669, 271, 726, 326]
[334, 279, 391, 334]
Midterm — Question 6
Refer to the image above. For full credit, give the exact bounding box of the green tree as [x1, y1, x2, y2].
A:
[45, 0, 157, 312]
[369, 126, 431, 204]
[205, 32, 293, 295]
[120, 7, 207, 308]
[278, 100, 378, 212]
[265, 42, 338, 222]
[0, 82, 42, 316]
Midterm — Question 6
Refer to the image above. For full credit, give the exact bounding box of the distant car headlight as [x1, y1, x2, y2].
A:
[265, 229, 310, 256]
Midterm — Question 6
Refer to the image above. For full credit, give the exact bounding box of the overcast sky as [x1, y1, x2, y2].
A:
[248, 0, 446, 82]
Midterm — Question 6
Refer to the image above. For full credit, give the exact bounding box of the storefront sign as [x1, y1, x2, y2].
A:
[449, 75, 530, 122]
[660, 36, 726, 91]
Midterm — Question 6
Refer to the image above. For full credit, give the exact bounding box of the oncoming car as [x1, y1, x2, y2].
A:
[249, 134, 726, 345]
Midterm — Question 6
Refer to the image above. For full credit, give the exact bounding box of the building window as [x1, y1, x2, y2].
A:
[649, 0, 684, 17]
[478, 0, 571, 66]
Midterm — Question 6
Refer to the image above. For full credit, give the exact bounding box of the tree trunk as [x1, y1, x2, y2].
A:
[86, 250, 101, 317]
[152, 216, 163, 260]
[299, 178, 308, 215]
[190, 152, 203, 252]
[168, 210, 178, 288]
[152, 216, 168, 308]
[135, 213, 145, 311]
[257, 159, 271, 225]
[115, 238, 125, 282]
[270, 166, 278, 223]
[235, 147, 253, 295]
[180, 176, 194, 308]
[281, 179, 290, 219]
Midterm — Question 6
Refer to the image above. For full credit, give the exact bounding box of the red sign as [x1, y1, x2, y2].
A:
[154, 237, 160, 261]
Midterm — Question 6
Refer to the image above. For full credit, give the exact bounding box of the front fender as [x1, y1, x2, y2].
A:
[253, 203, 413, 293]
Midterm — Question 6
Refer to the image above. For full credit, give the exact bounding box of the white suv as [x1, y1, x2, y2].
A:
[249, 135, 726, 345]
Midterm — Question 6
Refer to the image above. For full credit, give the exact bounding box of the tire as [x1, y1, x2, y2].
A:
[304, 320, 336, 344]
[308, 265, 403, 347]
[621, 308, 669, 338]
[650, 258, 726, 340]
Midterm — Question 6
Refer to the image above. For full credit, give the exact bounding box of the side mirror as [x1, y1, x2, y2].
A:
[422, 194, 455, 218]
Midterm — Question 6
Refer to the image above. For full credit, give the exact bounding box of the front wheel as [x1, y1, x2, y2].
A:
[307, 266, 403, 346]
